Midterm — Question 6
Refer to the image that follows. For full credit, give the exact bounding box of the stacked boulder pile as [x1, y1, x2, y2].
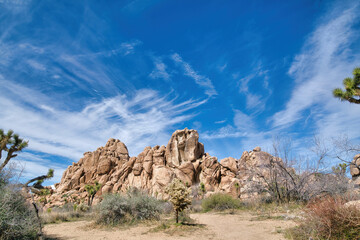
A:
[40, 128, 286, 207]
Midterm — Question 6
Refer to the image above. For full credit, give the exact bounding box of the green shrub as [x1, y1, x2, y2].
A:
[77, 203, 90, 212]
[129, 190, 163, 220]
[97, 194, 131, 225]
[96, 190, 162, 226]
[0, 186, 39, 240]
[201, 193, 241, 212]
[38, 188, 50, 196]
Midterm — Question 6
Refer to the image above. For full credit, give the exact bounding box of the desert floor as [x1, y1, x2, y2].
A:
[44, 211, 296, 240]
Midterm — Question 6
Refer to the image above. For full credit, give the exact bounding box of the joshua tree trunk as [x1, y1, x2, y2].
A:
[176, 210, 179, 223]
[90, 194, 95, 206]
[26, 188, 43, 240]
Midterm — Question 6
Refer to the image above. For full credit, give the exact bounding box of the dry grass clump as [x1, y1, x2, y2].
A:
[286, 195, 360, 240]
[41, 211, 83, 224]
[40, 203, 91, 224]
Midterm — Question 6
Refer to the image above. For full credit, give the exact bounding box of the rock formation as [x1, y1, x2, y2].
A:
[350, 154, 360, 187]
[41, 128, 281, 208]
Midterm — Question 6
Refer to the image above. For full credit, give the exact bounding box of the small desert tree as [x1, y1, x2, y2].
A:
[85, 181, 101, 206]
[333, 67, 360, 104]
[0, 129, 28, 173]
[165, 178, 192, 223]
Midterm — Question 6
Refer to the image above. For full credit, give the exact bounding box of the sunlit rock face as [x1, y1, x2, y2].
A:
[350, 154, 360, 187]
[44, 128, 280, 208]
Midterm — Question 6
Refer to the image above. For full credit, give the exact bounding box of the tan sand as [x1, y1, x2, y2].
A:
[44, 212, 296, 240]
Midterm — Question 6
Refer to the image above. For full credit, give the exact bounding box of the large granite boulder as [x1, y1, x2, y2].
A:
[165, 128, 204, 166]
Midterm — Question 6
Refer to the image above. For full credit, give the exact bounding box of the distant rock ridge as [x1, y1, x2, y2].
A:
[44, 128, 281, 207]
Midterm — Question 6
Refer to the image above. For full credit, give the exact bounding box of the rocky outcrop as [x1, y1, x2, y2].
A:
[350, 154, 360, 187]
[165, 129, 204, 166]
[43, 129, 281, 208]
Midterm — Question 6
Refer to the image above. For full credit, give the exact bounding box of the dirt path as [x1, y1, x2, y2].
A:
[44, 212, 296, 240]
[191, 212, 296, 240]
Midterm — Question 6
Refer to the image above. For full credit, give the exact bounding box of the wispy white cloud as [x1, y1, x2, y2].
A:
[14, 153, 67, 183]
[233, 110, 255, 131]
[215, 119, 226, 124]
[27, 59, 46, 71]
[0, 79, 205, 180]
[120, 40, 142, 56]
[0, 0, 31, 12]
[217, 63, 227, 72]
[236, 63, 271, 112]
[202, 125, 247, 139]
[171, 53, 217, 97]
[202, 110, 255, 139]
[272, 4, 360, 130]
[76, 40, 142, 58]
[121, 0, 162, 15]
[149, 57, 171, 81]
[0, 3, 143, 97]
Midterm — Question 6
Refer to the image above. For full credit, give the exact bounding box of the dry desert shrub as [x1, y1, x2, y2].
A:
[0, 186, 39, 240]
[96, 189, 162, 226]
[287, 195, 360, 240]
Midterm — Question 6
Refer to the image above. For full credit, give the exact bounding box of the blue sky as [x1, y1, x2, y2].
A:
[0, 0, 360, 184]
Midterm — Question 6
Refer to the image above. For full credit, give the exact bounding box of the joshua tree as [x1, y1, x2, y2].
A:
[165, 178, 192, 223]
[85, 181, 101, 206]
[24, 168, 54, 240]
[0, 129, 28, 172]
[333, 67, 360, 104]
[0, 129, 54, 239]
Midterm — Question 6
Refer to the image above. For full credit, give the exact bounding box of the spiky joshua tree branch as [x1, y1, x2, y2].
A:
[0, 129, 28, 173]
[333, 67, 360, 104]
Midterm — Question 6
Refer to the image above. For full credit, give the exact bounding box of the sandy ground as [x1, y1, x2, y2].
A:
[44, 212, 296, 240]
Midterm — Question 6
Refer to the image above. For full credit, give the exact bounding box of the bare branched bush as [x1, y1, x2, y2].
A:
[243, 136, 353, 203]
[287, 195, 360, 239]
[332, 134, 360, 176]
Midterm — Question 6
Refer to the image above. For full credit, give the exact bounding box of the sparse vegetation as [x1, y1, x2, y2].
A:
[201, 193, 241, 212]
[286, 195, 360, 240]
[243, 137, 354, 204]
[96, 189, 162, 226]
[0, 185, 39, 240]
